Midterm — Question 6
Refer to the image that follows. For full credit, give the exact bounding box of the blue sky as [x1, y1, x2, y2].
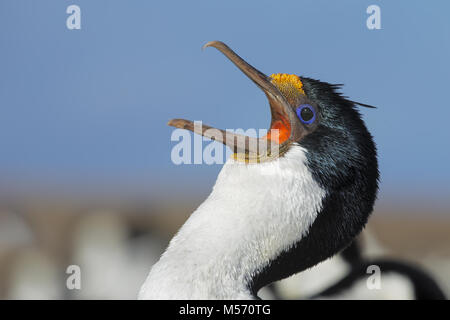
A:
[0, 1, 449, 206]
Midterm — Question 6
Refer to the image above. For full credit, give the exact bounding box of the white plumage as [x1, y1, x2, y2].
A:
[139, 145, 326, 299]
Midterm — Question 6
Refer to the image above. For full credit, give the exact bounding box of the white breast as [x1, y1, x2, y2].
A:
[139, 145, 326, 299]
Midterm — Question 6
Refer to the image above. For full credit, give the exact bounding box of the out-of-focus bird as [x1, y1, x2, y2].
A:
[266, 233, 446, 300]
[139, 41, 379, 299]
[311, 238, 446, 300]
[71, 211, 164, 299]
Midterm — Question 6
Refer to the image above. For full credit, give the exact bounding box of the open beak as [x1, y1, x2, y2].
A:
[168, 41, 298, 162]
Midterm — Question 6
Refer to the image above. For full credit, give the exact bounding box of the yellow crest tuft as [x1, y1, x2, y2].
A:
[270, 73, 305, 95]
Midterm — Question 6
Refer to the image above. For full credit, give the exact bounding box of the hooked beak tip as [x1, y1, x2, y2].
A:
[202, 40, 223, 51]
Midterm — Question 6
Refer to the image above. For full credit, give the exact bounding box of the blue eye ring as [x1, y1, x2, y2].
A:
[296, 104, 316, 124]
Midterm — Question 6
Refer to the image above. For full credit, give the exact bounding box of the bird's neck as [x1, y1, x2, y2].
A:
[139, 146, 326, 299]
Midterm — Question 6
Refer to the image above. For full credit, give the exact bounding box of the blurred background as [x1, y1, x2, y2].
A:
[0, 0, 449, 299]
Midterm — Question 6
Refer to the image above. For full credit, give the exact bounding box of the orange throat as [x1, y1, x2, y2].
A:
[264, 117, 291, 144]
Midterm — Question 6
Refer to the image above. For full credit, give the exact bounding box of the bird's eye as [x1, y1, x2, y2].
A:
[296, 104, 316, 124]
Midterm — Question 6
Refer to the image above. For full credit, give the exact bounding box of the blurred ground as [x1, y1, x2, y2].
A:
[0, 197, 449, 299]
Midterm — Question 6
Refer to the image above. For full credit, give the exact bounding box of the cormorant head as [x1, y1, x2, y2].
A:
[169, 41, 376, 171]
